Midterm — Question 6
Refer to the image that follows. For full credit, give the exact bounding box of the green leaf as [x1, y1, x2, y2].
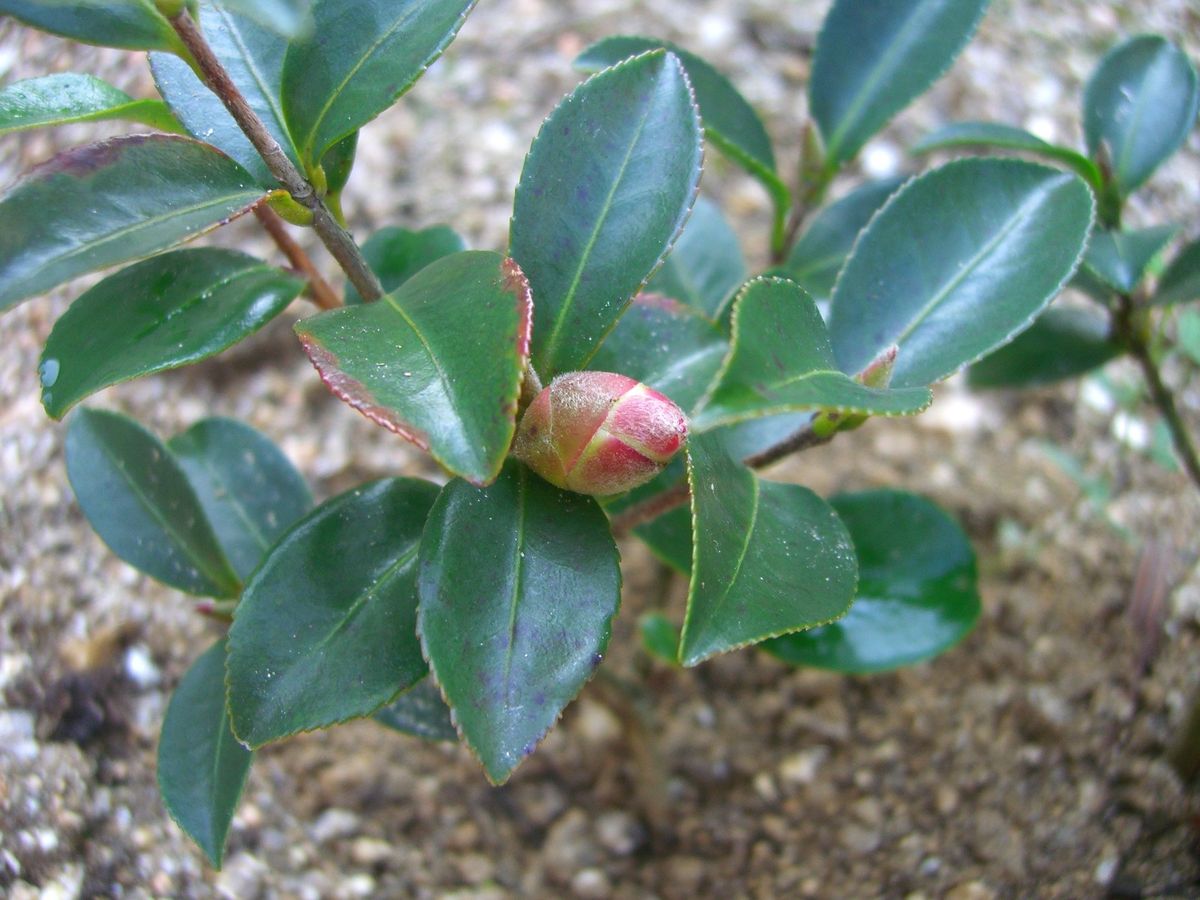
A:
[640, 614, 680, 665]
[40, 249, 302, 418]
[1154, 238, 1200, 307]
[150, 1, 300, 188]
[0, 0, 184, 52]
[911, 121, 1102, 187]
[158, 639, 253, 869]
[511, 49, 704, 377]
[0, 73, 182, 137]
[373, 678, 457, 742]
[810, 0, 990, 166]
[1084, 35, 1200, 196]
[967, 306, 1120, 390]
[1082, 225, 1177, 294]
[213, 0, 311, 36]
[169, 418, 313, 582]
[712, 412, 817, 463]
[762, 490, 979, 673]
[575, 37, 786, 212]
[589, 293, 727, 415]
[643, 197, 747, 321]
[282, 0, 477, 166]
[677, 432, 857, 667]
[781, 177, 903, 301]
[345, 225, 466, 305]
[603, 459, 693, 573]
[1177, 309, 1200, 365]
[296, 251, 532, 486]
[320, 131, 358, 194]
[418, 464, 621, 784]
[0, 134, 266, 315]
[65, 408, 240, 597]
[692, 278, 932, 431]
[829, 158, 1094, 388]
[227, 478, 437, 747]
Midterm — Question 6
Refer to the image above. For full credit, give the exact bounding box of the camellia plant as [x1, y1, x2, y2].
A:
[10, 0, 1190, 868]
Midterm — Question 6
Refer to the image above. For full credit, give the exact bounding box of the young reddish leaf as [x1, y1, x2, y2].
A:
[295, 251, 532, 486]
[0, 135, 267, 314]
[511, 49, 703, 377]
[0, 73, 183, 137]
[418, 464, 621, 784]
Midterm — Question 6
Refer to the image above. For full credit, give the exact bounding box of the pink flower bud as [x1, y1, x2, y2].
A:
[513, 371, 687, 496]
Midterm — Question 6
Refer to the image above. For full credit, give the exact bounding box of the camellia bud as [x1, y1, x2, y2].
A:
[513, 371, 687, 496]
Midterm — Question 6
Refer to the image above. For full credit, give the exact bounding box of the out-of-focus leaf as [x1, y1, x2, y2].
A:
[1155, 238, 1200, 307]
[967, 306, 1121, 389]
[643, 197, 747, 321]
[0, 73, 182, 136]
[1083, 225, 1177, 294]
[0, 0, 184, 53]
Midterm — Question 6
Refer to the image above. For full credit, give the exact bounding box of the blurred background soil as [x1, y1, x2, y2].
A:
[2, 0, 1200, 896]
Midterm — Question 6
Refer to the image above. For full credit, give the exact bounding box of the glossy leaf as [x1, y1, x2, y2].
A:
[65, 408, 240, 597]
[1084, 35, 1200, 196]
[0, 134, 266, 314]
[829, 158, 1094, 388]
[762, 490, 979, 673]
[640, 614, 681, 665]
[603, 459, 693, 573]
[150, 2, 299, 188]
[373, 678, 457, 742]
[40, 249, 303, 418]
[418, 464, 621, 784]
[296, 251, 532, 486]
[214, 0, 311, 35]
[678, 432, 857, 667]
[345, 225, 466, 305]
[282, 0, 478, 165]
[967, 306, 1120, 390]
[781, 177, 903, 301]
[1083, 225, 1177, 294]
[713, 412, 817, 463]
[589, 294, 727, 415]
[0, 0, 183, 52]
[169, 418, 313, 582]
[158, 639, 252, 869]
[511, 50, 703, 377]
[575, 36, 786, 211]
[810, 0, 989, 165]
[693, 278, 931, 431]
[911, 121, 1102, 187]
[227, 479, 437, 747]
[643, 197, 747, 321]
[0, 73, 182, 137]
[1154, 238, 1200, 307]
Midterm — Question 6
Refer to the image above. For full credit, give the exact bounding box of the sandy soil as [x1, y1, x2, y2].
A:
[2, 1, 1200, 897]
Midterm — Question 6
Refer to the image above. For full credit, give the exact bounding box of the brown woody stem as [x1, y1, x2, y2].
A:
[253, 206, 341, 310]
[169, 10, 384, 303]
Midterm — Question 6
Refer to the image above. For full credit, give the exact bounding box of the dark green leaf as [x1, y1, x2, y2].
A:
[418, 464, 621, 784]
[589, 293, 727, 415]
[829, 158, 1094, 388]
[214, 0, 311, 36]
[1177, 309, 1200, 365]
[575, 37, 786, 210]
[1084, 35, 1200, 196]
[1155, 238, 1200, 306]
[693, 278, 931, 431]
[373, 678, 458, 742]
[0, 0, 184, 52]
[227, 478, 438, 747]
[344, 225, 466, 305]
[150, 2, 300, 188]
[640, 614, 680, 665]
[282, 0, 478, 166]
[603, 459, 692, 573]
[511, 49, 703, 377]
[967, 306, 1120, 389]
[644, 197, 747, 321]
[296, 251, 532, 486]
[0, 73, 182, 137]
[711, 412, 816, 463]
[781, 177, 903, 301]
[911, 121, 1102, 187]
[320, 131, 358, 194]
[678, 432, 857, 667]
[40, 249, 302, 418]
[65, 408, 240, 597]
[169, 418, 313, 582]
[158, 639, 252, 869]
[762, 490, 979, 673]
[810, 0, 990, 165]
[1083, 225, 1177, 294]
[0, 134, 266, 314]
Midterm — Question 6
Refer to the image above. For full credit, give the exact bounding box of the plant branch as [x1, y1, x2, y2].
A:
[253, 206, 341, 310]
[168, 10, 384, 303]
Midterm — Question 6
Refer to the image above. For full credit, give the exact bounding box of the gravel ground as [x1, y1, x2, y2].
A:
[3, 0, 1200, 897]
